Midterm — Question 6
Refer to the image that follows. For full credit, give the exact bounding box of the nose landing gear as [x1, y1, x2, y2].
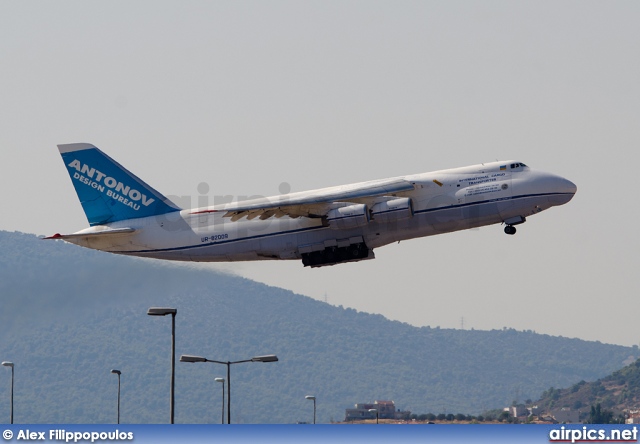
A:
[502, 216, 526, 236]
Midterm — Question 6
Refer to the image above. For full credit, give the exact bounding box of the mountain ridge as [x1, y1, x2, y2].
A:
[0, 230, 636, 423]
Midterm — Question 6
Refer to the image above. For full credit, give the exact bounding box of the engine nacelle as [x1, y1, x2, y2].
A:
[326, 204, 369, 230]
[370, 198, 414, 223]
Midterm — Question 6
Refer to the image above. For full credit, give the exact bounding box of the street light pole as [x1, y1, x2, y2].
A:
[171, 312, 175, 424]
[2, 362, 14, 424]
[226, 362, 231, 425]
[110, 370, 121, 424]
[214, 378, 225, 424]
[305, 395, 316, 424]
[147, 307, 177, 424]
[180, 354, 278, 424]
[368, 408, 379, 424]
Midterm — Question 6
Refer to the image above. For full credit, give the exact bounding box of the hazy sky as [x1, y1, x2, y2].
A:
[1, 1, 639, 346]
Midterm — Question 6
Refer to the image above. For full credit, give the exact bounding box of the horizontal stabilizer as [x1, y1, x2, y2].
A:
[45, 227, 135, 240]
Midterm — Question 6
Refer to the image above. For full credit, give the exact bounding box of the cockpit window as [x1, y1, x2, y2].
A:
[510, 162, 527, 169]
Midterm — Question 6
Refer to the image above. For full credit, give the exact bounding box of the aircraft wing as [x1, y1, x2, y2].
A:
[212, 177, 416, 221]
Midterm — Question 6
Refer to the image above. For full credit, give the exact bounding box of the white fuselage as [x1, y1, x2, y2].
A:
[63, 160, 576, 265]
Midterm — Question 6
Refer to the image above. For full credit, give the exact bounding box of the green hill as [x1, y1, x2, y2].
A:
[536, 358, 640, 420]
[0, 231, 636, 423]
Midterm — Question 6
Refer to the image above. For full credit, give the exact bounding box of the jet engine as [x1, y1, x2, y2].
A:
[326, 204, 369, 230]
[370, 197, 413, 223]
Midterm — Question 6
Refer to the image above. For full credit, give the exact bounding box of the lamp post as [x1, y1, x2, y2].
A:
[180, 354, 278, 424]
[147, 307, 177, 424]
[214, 378, 225, 424]
[2, 362, 13, 424]
[368, 408, 379, 424]
[305, 395, 316, 424]
[110, 370, 121, 424]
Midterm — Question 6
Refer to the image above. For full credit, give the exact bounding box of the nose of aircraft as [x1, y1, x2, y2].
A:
[537, 172, 577, 206]
[556, 176, 577, 196]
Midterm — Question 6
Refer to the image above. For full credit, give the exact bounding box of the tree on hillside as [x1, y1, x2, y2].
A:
[585, 403, 623, 424]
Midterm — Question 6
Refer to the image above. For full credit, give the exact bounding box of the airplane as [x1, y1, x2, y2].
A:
[47, 143, 577, 267]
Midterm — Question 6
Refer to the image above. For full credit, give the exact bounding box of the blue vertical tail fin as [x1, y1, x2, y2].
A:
[58, 143, 181, 226]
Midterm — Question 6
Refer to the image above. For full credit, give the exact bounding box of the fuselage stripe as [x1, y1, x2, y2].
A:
[116, 192, 572, 255]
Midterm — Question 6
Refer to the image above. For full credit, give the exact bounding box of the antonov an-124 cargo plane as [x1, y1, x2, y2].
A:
[48, 143, 576, 267]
